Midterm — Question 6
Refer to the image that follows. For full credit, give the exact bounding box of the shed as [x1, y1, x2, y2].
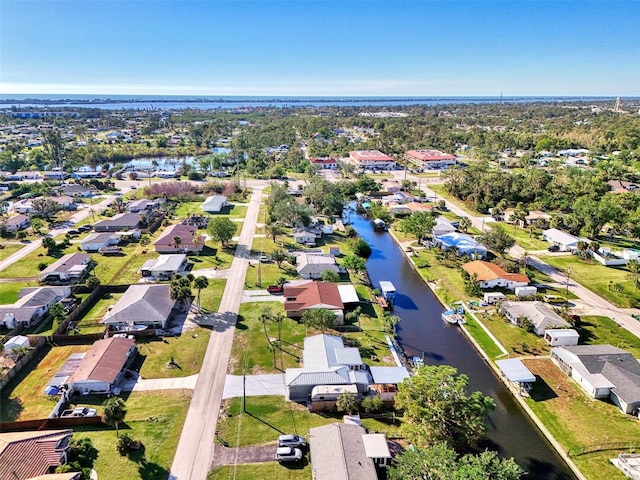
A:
[3, 335, 30, 354]
[496, 358, 536, 384]
[361, 433, 392, 467]
[337, 284, 359, 305]
[484, 292, 505, 304]
[515, 286, 538, 297]
[544, 328, 580, 346]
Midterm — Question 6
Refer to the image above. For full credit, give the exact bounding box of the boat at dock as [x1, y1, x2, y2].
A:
[379, 281, 396, 309]
[372, 218, 388, 230]
[442, 308, 464, 325]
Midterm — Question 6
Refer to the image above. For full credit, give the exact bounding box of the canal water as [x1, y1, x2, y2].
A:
[351, 213, 576, 479]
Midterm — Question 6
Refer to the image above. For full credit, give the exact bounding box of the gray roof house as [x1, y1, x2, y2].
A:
[140, 254, 188, 280]
[103, 284, 176, 329]
[39, 253, 91, 284]
[501, 301, 572, 336]
[3, 214, 30, 232]
[94, 212, 142, 232]
[309, 423, 391, 480]
[551, 345, 640, 414]
[285, 334, 369, 402]
[0, 286, 71, 328]
[296, 253, 341, 279]
[81, 232, 119, 252]
[54, 183, 92, 197]
[202, 195, 228, 213]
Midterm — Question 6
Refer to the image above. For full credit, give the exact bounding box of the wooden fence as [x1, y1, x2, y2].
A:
[0, 415, 104, 432]
[0, 336, 47, 391]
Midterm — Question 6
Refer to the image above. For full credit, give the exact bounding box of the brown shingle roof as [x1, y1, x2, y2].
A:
[67, 337, 135, 385]
[284, 281, 343, 313]
[462, 260, 529, 283]
[0, 430, 73, 480]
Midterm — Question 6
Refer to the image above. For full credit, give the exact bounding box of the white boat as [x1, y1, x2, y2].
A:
[412, 356, 424, 368]
[442, 309, 463, 325]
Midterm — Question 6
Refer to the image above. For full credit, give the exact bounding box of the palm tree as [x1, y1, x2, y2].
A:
[265, 222, 285, 244]
[193, 276, 209, 310]
[258, 306, 275, 347]
[458, 216, 472, 233]
[271, 248, 287, 268]
[103, 397, 127, 437]
[173, 235, 182, 251]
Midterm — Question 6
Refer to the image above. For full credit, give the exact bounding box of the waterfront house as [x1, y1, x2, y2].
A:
[551, 345, 640, 414]
[501, 301, 571, 336]
[66, 337, 137, 395]
[462, 260, 529, 290]
[296, 253, 341, 279]
[293, 228, 319, 245]
[432, 216, 456, 236]
[39, 253, 91, 284]
[284, 281, 344, 324]
[433, 232, 487, 258]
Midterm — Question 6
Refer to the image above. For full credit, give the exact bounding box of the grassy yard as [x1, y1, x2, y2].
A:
[540, 254, 640, 308]
[75, 293, 123, 335]
[523, 358, 640, 480]
[577, 315, 640, 357]
[0, 344, 92, 421]
[73, 389, 192, 480]
[209, 464, 311, 480]
[504, 225, 550, 252]
[190, 244, 236, 270]
[0, 243, 26, 261]
[475, 311, 550, 357]
[409, 247, 470, 306]
[429, 184, 481, 217]
[0, 280, 38, 304]
[174, 201, 247, 220]
[461, 315, 509, 360]
[200, 278, 226, 312]
[137, 326, 212, 378]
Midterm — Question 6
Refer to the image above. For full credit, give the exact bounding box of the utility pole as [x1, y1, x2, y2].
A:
[565, 267, 572, 298]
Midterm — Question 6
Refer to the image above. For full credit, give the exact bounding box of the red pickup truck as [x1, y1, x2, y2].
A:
[267, 285, 283, 294]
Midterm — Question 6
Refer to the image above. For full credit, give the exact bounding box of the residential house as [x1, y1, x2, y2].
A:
[284, 281, 344, 324]
[293, 227, 320, 246]
[296, 253, 341, 279]
[3, 214, 30, 232]
[39, 253, 91, 284]
[54, 183, 92, 197]
[405, 149, 457, 170]
[81, 232, 119, 252]
[285, 334, 369, 402]
[66, 337, 137, 395]
[608, 180, 640, 194]
[49, 195, 78, 211]
[0, 286, 71, 328]
[103, 284, 176, 329]
[432, 216, 456, 236]
[43, 170, 67, 181]
[433, 232, 487, 258]
[154, 224, 205, 254]
[127, 198, 159, 213]
[0, 429, 76, 480]
[462, 260, 529, 290]
[542, 228, 582, 251]
[14, 171, 41, 180]
[381, 181, 402, 193]
[201, 195, 228, 213]
[308, 423, 391, 480]
[310, 157, 338, 169]
[140, 254, 188, 280]
[369, 366, 410, 402]
[501, 301, 572, 336]
[544, 329, 580, 346]
[3, 334, 30, 354]
[348, 150, 396, 170]
[94, 213, 143, 232]
[551, 345, 640, 414]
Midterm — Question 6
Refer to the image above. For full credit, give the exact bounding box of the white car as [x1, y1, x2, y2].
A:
[276, 446, 303, 462]
[278, 434, 306, 448]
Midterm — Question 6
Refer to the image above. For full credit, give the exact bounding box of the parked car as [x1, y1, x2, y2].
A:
[278, 434, 306, 448]
[259, 255, 271, 263]
[543, 294, 567, 304]
[267, 285, 284, 294]
[276, 446, 303, 462]
[61, 406, 97, 418]
[547, 245, 560, 252]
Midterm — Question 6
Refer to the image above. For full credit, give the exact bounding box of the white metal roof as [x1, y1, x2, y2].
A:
[361, 433, 392, 459]
[369, 366, 410, 384]
[496, 359, 536, 383]
[337, 284, 359, 304]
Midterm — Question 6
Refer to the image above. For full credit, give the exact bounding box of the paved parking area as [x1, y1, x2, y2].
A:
[222, 374, 286, 399]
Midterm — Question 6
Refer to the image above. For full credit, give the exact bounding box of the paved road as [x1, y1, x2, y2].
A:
[0, 194, 115, 273]
[170, 186, 264, 480]
[419, 183, 640, 337]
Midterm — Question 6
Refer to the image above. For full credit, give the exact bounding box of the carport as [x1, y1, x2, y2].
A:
[496, 358, 536, 396]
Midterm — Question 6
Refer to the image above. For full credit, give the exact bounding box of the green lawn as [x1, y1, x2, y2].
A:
[189, 244, 236, 270]
[73, 389, 192, 480]
[461, 315, 509, 360]
[524, 358, 640, 480]
[0, 344, 92, 421]
[216, 396, 340, 447]
[74, 293, 123, 334]
[209, 463, 311, 480]
[429, 184, 481, 216]
[540, 254, 640, 308]
[504, 225, 551, 251]
[577, 315, 640, 357]
[174, 201, 247, 220]
[137, 326, 212, 378]
[474, 311, 549, 357]
[0, 243, 26, 261]
[0, 280, 38, 304]
[409, 247, 470, 306]
[200, 278, 226, 312]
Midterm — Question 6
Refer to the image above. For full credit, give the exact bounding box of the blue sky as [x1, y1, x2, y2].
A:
[1, 1, 638, 96]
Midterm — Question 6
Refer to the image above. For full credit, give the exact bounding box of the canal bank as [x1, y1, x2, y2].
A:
[388, 231, 587, 480]
[351, 213, 576, 479]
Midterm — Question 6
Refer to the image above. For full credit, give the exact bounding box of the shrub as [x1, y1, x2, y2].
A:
[37, 261, 49, 271]
[116, 433, 134, 455]
[362, 395, 385, 413]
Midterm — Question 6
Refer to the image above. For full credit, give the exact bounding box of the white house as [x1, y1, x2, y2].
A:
[296, 254, 341, 279]
[39, 253, 91, 284]
[3, 335, 30, 354]
[462, 260, 529, 290]
[551, 345, 640, 414]
[202, 195, 228, 213]
[81, 232, 119, 252]
[542, 228, 582, 251]
[432, 216, 456, 236]
[502, 301, 571, 336]
[140, 254, 188, 280]
[293, 229, 318, 245]
[433, 232, 487, 259]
